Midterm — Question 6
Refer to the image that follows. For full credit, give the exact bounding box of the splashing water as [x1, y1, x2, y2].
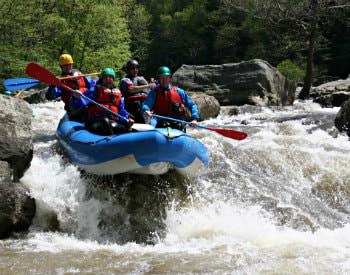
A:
[1, 100, 350, 274]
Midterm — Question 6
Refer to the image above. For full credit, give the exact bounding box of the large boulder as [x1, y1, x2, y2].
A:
[172, 59, 295, 106]
[0, 95, 33, 180]
[0, 95, 35, 238]
[188, 92, 220, 120]
[310, 79, 350, 107]
[334, 99, 350, 136]
[0, 161, 35, 239]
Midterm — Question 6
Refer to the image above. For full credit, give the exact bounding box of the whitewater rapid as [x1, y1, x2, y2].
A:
[1, 100, 350, 274]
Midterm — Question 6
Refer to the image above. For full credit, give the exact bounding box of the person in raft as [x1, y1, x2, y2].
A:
[73, 68, 134, 135]
[119, 59, 156, 123]
[141, 66, 199, 131]
[45, 54, 95, 121]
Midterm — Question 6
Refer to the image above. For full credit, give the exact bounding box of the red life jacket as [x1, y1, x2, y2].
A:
[125, 93, 148, 103]
[60, 70, 88, 104]
[153, 86, 185, 116]
[88, 85, 121, 119]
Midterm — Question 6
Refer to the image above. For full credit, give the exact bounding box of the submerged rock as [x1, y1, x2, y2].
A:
[0, 161, 35, 239]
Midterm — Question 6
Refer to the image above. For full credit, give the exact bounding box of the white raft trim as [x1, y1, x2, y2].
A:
[175, 157, 205, 177]
[79, 154, 170, 175]
[78, 154, 205, 177]
[131, 123, 155, 131]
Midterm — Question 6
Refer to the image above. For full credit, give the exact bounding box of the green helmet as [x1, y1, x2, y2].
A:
[101, 68, 116, 79]
[157, 66, 171, 77]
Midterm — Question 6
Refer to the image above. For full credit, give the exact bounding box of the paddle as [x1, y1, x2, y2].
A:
[3, 78, 40, 91]
[26, 63, 128, 124]
[151, 114, 247, 140]
[3, 73, 100, 92]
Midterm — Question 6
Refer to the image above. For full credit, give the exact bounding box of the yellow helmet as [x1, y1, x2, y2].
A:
[59, 54, 73, 65]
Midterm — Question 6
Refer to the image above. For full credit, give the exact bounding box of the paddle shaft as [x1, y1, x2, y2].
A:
[59, 72, 99, 80]
[151, 114, 247, 140]
[151, 114, 214, 131]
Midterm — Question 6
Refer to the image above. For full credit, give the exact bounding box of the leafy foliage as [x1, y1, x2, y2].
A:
[0, 0, 131, 84]
[277, 60, 305, 82]
[0, 0, 349, 91]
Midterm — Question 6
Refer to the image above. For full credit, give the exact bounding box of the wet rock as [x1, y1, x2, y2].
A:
[0, 161, 36, 239]
[172, 59, 296, 106]
[223, 105, 263, 116]
[21, 88, 47, 104]
[334, 99, 350, 136]
[259, 195, 317, 232]
[311, 78, 350, 107]
[188, 92, 220, 120]
[0, 94, 33, 180]
[0, 95, 36, 239]
[32, 200, 60, 232]
[81, 172, 191, 244]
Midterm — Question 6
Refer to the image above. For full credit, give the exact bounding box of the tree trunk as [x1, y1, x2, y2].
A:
[299, 0, 318, 100]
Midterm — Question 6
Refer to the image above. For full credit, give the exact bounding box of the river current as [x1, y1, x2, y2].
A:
[1, 100, 350, 274]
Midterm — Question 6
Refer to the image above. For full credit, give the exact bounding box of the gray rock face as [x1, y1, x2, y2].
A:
[21, 88, 47, 104]
[172, 59, 295, 106]
[0, 95, 33, 180]
[334, 99, 350, 136]
[0, 161, 35, 239]
[311, 79, 350, 107]
[0, 95, 35, 239]
[188, 92, 220, 120]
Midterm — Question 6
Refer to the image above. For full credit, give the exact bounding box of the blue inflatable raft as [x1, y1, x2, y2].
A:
[56, 115, 208, 176]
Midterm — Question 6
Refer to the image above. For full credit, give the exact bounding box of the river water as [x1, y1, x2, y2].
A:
[1, 100, 350, 274]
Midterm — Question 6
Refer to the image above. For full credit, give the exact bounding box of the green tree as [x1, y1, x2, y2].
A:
[220, 0, 350, 99]
[143, 0, 216, 73]
[0, 0, 131, 83]
[277, 59, 305, 82]
[120, 0, 152, 66]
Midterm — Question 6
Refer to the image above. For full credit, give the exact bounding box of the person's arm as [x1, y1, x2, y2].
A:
[118, 98, 129, 119]
[178, 88, 200, 122]
[118, 98, 134, 126]
[46, 86, 63, 100]
[128, 77, 156, 94]
[141, 89, 157, 114]
[83, 76, 96, 93]
[70, 86, 96, 109]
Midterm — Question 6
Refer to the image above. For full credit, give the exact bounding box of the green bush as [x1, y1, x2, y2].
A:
[277, 59, 305, 82]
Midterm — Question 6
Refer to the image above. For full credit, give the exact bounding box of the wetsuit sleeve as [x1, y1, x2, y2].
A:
[119, 78, 133, 96]
[178, 88, 200, 120]
[141, 89, 157, 113]
[69, 96, 88, 110]
[83, 77, 96, 93]
[70, 86, 97, 109]
[118, 98, 129, 119]
[46, 86, 63, 100]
